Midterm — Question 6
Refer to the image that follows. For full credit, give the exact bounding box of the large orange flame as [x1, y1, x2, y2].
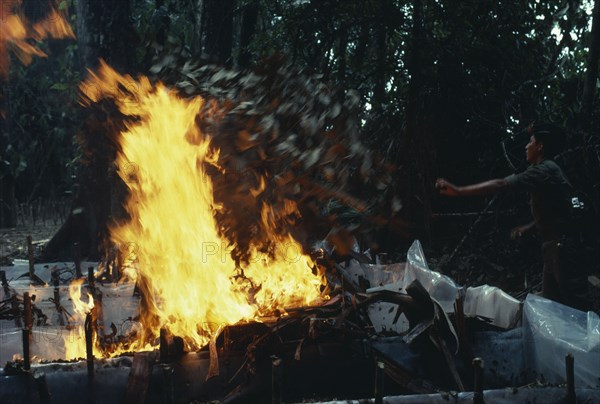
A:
[0, 0, 75, 77]
[80, 62, 327, 352]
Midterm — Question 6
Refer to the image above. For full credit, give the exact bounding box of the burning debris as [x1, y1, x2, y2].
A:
[78, 61, 329, 352]
[1, 241, 599, 403]
[46, 55, 404, 358]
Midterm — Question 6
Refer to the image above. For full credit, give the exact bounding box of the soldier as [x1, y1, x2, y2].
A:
[436, 123, 588, 310]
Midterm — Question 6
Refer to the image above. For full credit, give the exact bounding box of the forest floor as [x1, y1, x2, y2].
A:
[0, 222, 61, 265]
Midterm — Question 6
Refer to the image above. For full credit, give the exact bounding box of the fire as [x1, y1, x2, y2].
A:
[80, 62, 326, 351]
[69, 278, 95, 314]
[0, 0, 75, 77]
[64, 278, 95, 360]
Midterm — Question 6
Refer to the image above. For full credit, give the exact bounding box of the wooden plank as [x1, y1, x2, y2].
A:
[373, 354, 438, 395]
[429, 328, 465, 392]
[124, 351, 157, 404]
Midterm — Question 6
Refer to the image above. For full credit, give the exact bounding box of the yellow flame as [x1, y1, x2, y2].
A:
[80, 62, 326, 352]
[64, 279, 95, 360]
[0, 0, 75, 77]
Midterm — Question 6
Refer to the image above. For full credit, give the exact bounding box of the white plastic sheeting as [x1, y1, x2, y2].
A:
[346, 240, 522, 331]
[523, 294, 600, 388]
[0, 261, 139, 364]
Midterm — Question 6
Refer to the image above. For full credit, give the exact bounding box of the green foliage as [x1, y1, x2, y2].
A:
[232, 1, 597, 157]
[2, 0, 598, 246]
[2, 40, 81, 201]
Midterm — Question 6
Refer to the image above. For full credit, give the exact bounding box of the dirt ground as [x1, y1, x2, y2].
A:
[0, 223, 61, 263]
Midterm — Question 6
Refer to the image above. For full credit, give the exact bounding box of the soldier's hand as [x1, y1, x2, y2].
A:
[435, 178, 460, 196]
[511, 225, 527, 240]
[511, 222, 535, 240]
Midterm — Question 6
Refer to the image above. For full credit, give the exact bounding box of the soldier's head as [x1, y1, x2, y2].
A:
[527, 123, 565, 160]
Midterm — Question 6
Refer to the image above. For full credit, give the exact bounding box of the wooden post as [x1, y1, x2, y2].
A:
[375, 361, 385, 404]
[51, 266, 65, 325]
[159, 328, 169, 363]
[431, 327, 465, 391]
[223, 326, 230, 358]
[566, 353, 576, 404]
[0, 270, 21, 327]
[160, 365, 175, 404]
[271, 356, 283, 404]
[23, 292, 32, 371]
[85, 313, 94, 381]
[24, 292, 33, 330]
[34, 371, 52, 404]
[112, 246, 121, 282]
[53, 287, 64, 326]
[22, 329, 31, 371]
[51, 267, 60, 315]
[27, 236, 35, 279]
[74, 242, 82, 278]
[87, 266, 95, 289]
[472, 357, 484, 404]
[0, 270, 9, 293]
[454, 288, 472, 359]
[52, 268, 60, 303]
[51, 267, 60, 287]
[124, 352, 157, 404]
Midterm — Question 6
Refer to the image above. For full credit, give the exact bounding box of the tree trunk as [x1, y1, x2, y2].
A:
[1, 72, 17, 228]
[76, 0, 133, 71]
[203, 0, 234, 64]
[191, 0, 204, 57]
[403, 0, 433, 244]
[0, 175, 17, 228]
[44, 0, 133, 260]
[581, 0, 600, 138]
[372, 0, 388, 114]
[238, 1, 259, 68]
[337, 24, 348, 96]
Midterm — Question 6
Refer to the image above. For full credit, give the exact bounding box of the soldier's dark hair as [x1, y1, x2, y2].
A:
[528, 123, 565, 158]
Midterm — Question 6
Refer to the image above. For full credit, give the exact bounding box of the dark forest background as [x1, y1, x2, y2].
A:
[1, 0, 599, 295]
